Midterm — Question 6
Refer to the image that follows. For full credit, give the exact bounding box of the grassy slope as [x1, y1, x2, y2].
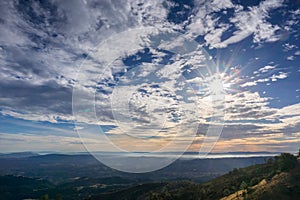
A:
[244, 164, 300, 200]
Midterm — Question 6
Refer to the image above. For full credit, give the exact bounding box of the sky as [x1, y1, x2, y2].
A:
[0, 0, 299, 154]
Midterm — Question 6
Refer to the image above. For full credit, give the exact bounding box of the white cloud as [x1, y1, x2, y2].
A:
[282, 43, 297, 51]
[0, 0, 170, 123]
[241, 81, 257, 87]
[225, 91, 275, 121]
[210, 0, 234, 12]
[204, 25, 230, 49]
[270, 72, 288, 81]
[241, 68, 288, 87]
[0, 0, 299, 153]
[258, 65, 276, 73]
[213, 0, 284, 48]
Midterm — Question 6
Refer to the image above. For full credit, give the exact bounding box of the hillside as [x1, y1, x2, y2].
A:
[90, 153, 300, 200]
[0, 153, 299, 200]
[243, 165, 300, 200]
[0, 175, 54, 200]
[221, 164, 300, 200]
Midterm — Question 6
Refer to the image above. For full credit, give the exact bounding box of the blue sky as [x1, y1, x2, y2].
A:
[0, 0, 299, 153]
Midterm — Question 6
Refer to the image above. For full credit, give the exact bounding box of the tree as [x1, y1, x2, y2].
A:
[223, 188, 231, 196]
[232, 168, 239, 173]
[240, 181, 248, 191]
[266, 158, 274, 164]
[275, 153, 297, 172]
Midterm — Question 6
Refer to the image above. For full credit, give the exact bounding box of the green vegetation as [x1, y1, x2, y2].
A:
[40, 194, 49, 200]
[0, 175, 135, 200]
[274, 153, 298, 171]
[0, 175, 54, 200]
[90, 152, 300, 200]
[1, 152, 299, 200]
[239, 181, 248, 190]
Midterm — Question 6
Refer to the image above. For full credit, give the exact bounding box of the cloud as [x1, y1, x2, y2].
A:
[210, 0, 234, 12]
[0, 80, 73, 122]
[210, 0, 284, 48]
[0, 132, 92, 152]
[240, 81, 257, 87]
[0, 0, 299, 153]
[270, 72, 288, 81]
[185, 0, 291, 49]
[0, 0, 170, 123]
[224, 91, 276, 121]
[191, 99, 300, 153]
[258, 65, 276, 73]
[1, 0, 290, 125]
[282, 43, 297, 51]
[241, 66, 288, 87]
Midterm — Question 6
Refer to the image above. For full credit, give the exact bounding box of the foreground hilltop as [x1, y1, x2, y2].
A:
[91, 152, 300, 200]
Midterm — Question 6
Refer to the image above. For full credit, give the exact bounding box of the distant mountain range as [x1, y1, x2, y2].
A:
[0, 152, 39, 158]
[0, 151, 282, 158]
[0, 153, 269, 184]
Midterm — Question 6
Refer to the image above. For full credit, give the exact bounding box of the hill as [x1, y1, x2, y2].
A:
[0, 153, 298, 200]
[90, 153, 300, 200]
[0, 175, 54, 200]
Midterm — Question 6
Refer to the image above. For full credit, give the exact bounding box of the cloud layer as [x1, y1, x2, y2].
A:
[0, 0, 299, 153]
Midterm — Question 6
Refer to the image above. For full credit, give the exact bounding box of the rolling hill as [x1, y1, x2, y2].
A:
[90, 153, 300, 200]
[0, 153, 299, 200]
